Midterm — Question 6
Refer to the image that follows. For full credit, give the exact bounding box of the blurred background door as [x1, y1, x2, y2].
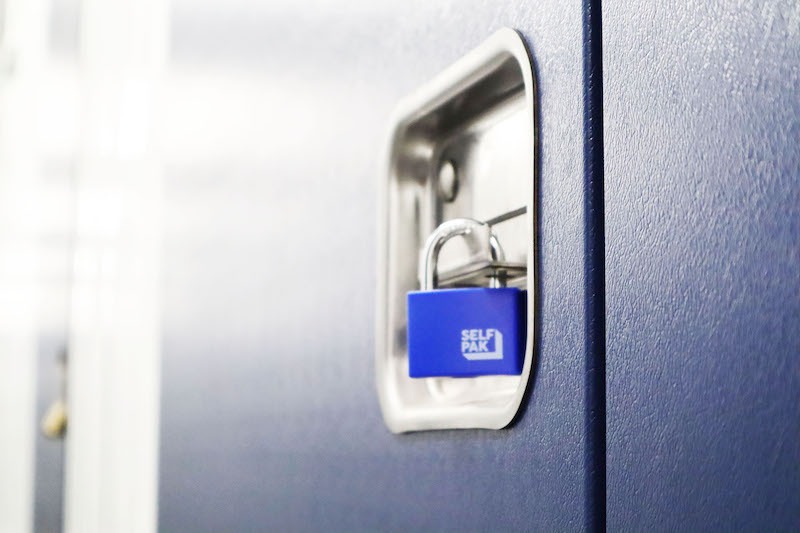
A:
[1, 0, 163, 532]
[0, 0, 76, 531]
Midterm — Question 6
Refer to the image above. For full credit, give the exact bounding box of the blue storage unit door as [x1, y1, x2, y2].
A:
[604, 1, 800, 530]
[159, 1, 606, 532]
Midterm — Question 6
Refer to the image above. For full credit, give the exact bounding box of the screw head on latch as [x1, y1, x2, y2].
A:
[437, 160, 458, 202]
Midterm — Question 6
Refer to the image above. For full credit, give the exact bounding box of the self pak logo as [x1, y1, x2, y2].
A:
[461, 328, 503, 360]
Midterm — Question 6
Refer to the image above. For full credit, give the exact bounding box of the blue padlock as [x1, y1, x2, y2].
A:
[407, 218, 526, 378]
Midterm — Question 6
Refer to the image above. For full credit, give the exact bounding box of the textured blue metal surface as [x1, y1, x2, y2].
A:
[407, 288, 525, 378]
[159, 1, 603, 531]
[604, 1, 800, 531]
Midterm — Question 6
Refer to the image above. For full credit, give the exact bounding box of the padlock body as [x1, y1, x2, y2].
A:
[407, 287, 526, 378]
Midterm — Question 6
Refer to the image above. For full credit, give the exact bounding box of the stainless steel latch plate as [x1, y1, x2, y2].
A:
[376, 28, 537, 432]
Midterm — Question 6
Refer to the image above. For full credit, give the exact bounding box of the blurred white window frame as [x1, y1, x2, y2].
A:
[64, 1, 166, 533]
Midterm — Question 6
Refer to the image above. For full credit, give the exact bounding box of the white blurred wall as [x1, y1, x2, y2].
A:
[0, 0, 165, 532]
[0, 1, 49, 531]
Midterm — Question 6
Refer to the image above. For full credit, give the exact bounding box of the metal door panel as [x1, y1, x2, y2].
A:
[159, 1, 603, 531]
[604, 1, 800, 530]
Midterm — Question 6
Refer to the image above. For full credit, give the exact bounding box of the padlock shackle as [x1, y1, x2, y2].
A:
[420, 218, 505, 291]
